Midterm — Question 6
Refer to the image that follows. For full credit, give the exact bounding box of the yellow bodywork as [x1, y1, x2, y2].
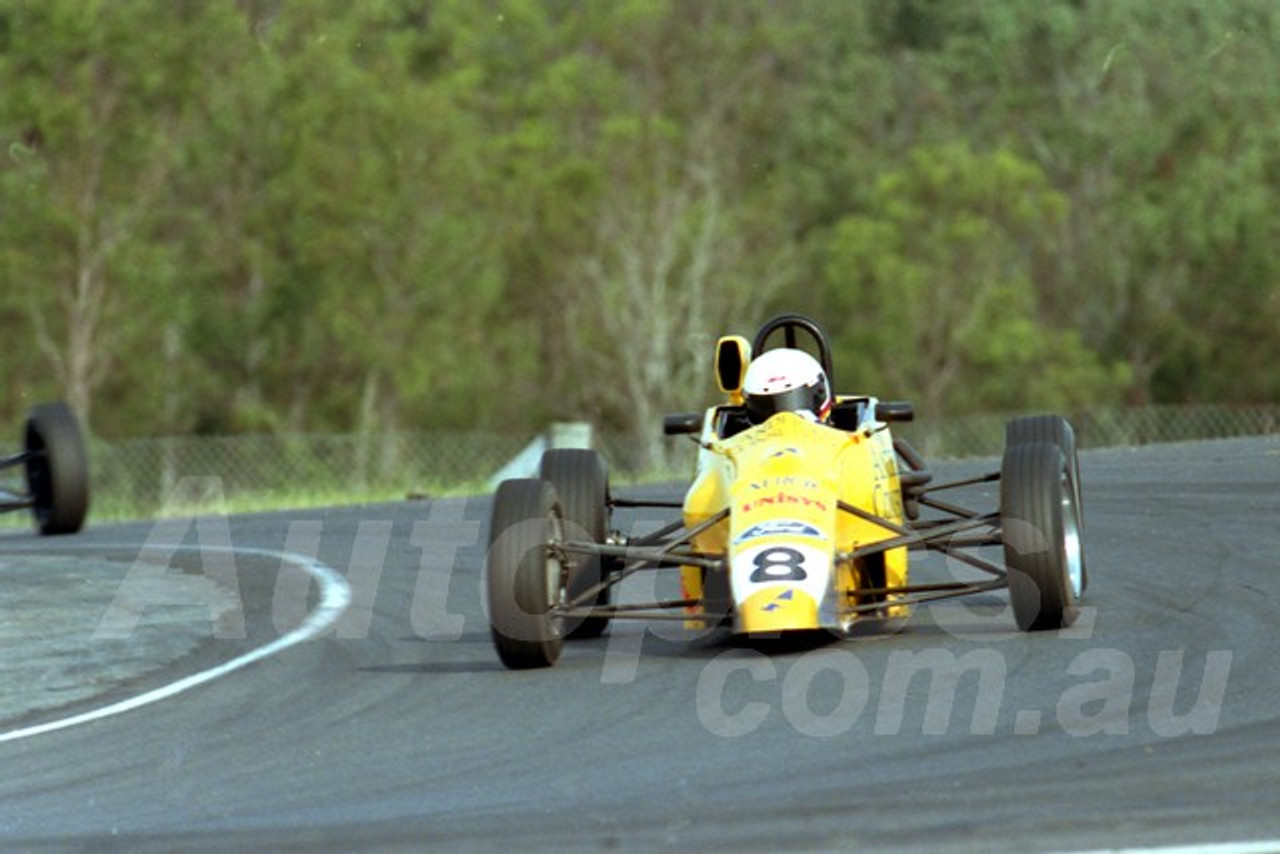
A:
[681, 410, 910, 634]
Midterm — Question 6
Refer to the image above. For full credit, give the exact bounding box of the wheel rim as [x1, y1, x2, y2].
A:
[546, 512, 567, 640]
[1060, 471, 1084, 597]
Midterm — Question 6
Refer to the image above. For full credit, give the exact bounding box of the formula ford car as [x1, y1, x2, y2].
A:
[485, 314, 1087, 669]
[0, 401, 90, 535]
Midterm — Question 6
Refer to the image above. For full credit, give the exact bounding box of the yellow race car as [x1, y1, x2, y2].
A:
[485, 314, 1087, 669]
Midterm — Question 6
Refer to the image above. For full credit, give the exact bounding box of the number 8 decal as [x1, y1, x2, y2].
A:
[750, 546, 807, 582]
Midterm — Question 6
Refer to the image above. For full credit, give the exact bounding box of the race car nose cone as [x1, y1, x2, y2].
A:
[737, 586, 820, 634]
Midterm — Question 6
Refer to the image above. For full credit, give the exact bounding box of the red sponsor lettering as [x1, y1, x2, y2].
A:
[740, 492, 829, 514]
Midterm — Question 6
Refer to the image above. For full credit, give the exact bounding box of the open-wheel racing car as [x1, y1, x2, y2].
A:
[485, 314, 1087, 669]
[0, 401, 90, 535]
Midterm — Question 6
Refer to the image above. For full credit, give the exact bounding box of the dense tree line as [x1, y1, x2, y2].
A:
[2, 0, 1278, 465]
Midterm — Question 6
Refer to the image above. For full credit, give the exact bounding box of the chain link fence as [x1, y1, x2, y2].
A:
[10, 403, 1277, 523]
[85, 431, 531, 520]
[893, 403, 1280, 460]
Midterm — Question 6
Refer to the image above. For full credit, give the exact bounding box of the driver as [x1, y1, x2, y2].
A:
[742, 348, 832, 424]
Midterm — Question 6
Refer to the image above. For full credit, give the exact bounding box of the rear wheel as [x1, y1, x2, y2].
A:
[485, 479, 566, 669]
[539, 449, 614, 639]
[1006, 415, 1087, 592]
[1001, 442, 1082, 631]
[24, 402, 90, 536]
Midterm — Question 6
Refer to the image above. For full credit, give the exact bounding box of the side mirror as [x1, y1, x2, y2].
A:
[874, 401, 915, 423]
[714, 335, 751, 402]
[663, 412, 703, 435]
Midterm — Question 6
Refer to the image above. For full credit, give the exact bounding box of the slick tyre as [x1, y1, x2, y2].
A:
[1001, 441, 1083, 632]
[1005, 415, 1088, 592]
[539, 449, 614, 639]
[485, 479, 566, 669]
[24, 402, 90, 536]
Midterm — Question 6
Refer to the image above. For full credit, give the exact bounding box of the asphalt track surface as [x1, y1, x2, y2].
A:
[2, 436, 1279, 853]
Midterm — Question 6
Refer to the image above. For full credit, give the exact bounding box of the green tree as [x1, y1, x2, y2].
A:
[441, 0, 811, 464]
[170, 1, 511, 435]
[927, 0, 1280, 404]
[818, 143, 1126, 415]
[5, 0, 1280, 448]
[0, 0, 244, 433]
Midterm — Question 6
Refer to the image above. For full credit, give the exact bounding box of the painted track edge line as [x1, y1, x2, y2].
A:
[1058, 843, 1280, 854]
[0, 544, 352, 744]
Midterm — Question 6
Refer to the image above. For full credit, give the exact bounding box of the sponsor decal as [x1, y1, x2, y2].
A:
[740, 492, 829, 515]
[733, 519, 826, 544]
[749, 476, 819, 491]
[872, 482, 904, 519]
[762, 589, 795, 612]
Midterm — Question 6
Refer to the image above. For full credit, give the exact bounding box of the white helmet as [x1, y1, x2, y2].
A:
[742, 348, 832, 424]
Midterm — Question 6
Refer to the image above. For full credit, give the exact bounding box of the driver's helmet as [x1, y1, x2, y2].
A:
[742, 348, 832, 424]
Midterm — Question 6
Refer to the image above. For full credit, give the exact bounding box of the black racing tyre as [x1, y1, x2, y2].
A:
[539, 449, 613, 639]
[24, 402, 90, 536]
[1005, 413, 1074, 449]
[485, 479, 566, 669]
[1000, 441, 1083, 632]
[1005, 415, 1088, 593]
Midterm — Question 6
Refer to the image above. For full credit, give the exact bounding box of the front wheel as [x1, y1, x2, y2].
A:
[539, 448, 613, 639]
[25, 402, 90, 536]
[1006, 414, 1087, 592]
[485, 479, 566, 669]
[1001, 442, 1082, 631]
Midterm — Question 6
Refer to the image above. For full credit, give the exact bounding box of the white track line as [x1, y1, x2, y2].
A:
[1062, 844, 1280, 854]
[0, 545, 351, 744]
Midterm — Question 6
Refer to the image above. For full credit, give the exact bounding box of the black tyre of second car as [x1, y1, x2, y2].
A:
[1005, 414, 1087, 592]
[485, 478, 566, 669]
[24, 402, 90, 536]
[539, 448, 613, 639]
[1001, 441, 1083, 632]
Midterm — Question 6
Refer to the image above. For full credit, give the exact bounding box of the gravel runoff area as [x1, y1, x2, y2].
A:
[0, 552, 239, 728]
